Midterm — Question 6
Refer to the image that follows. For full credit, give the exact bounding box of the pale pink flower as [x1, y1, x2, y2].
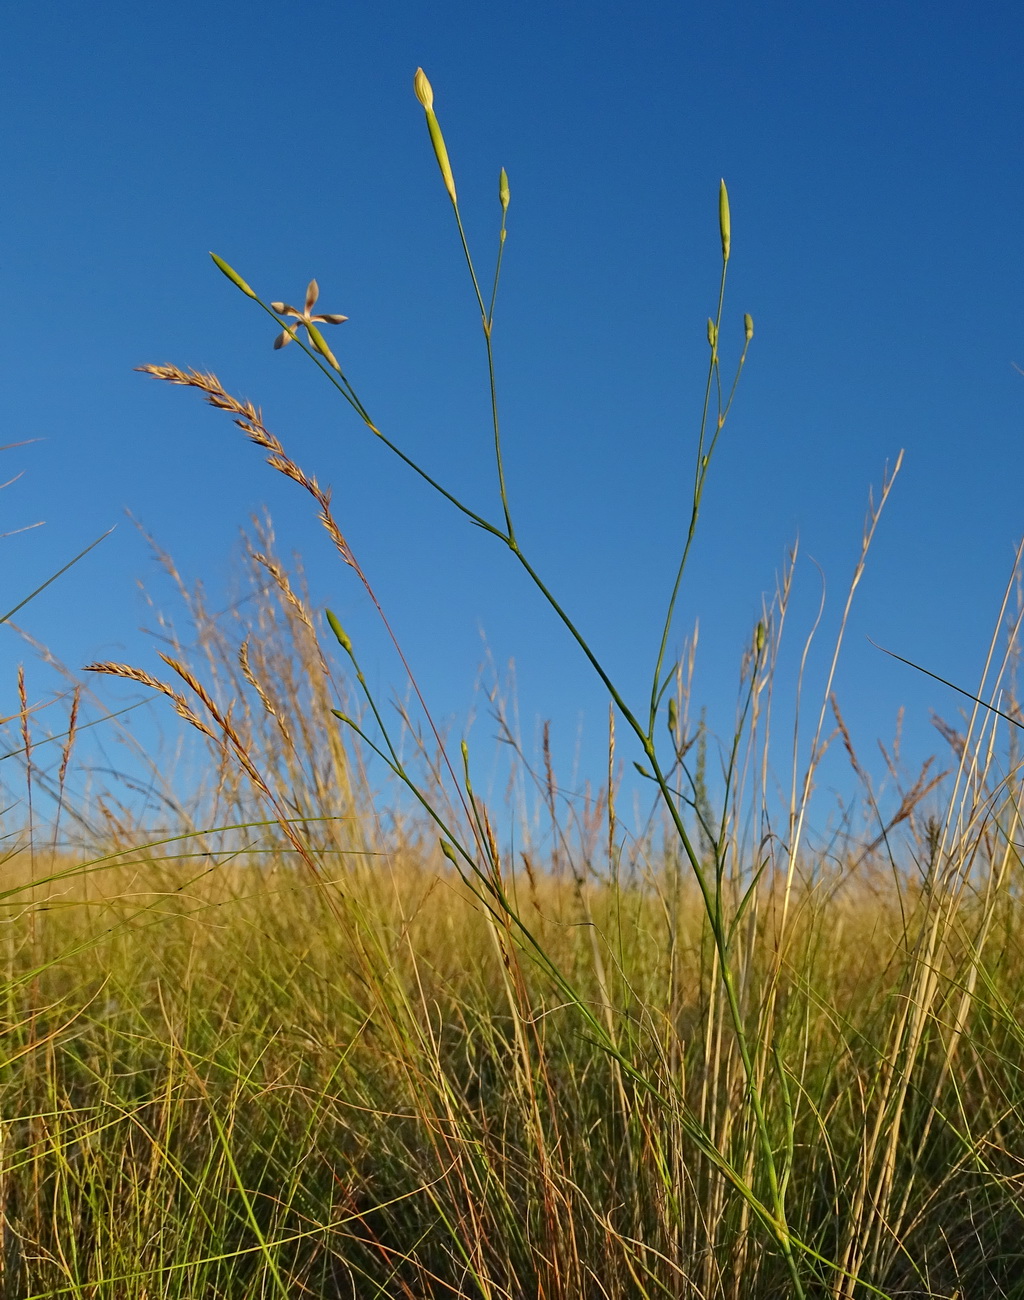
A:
[270, 280, 348, 359]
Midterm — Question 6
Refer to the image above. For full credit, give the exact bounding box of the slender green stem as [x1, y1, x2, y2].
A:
[511, 535, 801, 1290]
[646, 259, 729, 740]
[219, 235, 808, 1294]
[506, 540, 646, 742]
[248, 290, 510, 540]
[487, 210, 509, 327]
[450, 202, 488, 322]
[460, 197, 515, 540]
[488, 214, 514, 537]
[485, 329, 515, 542]
[647, 742, 806, 1297]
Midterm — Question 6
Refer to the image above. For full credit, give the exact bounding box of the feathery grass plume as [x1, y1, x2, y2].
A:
[136, 365, 358, 571]
[414, 66, 457, 205]
[719, 179, 731, 262]
[82, 659, 219, 742]
[210, 252, 257, 299]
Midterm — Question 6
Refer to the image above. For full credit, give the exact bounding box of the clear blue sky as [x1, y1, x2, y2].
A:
[2, 1, 1022, 834]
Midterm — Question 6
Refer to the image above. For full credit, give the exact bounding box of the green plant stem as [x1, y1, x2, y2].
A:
[485, 209, 514, 538]
[484, 327, 515, 542]
[243, 287, 510, 541]
[647, 262, 728, 740]
[507, 527, 804, 1290]
[218, 239, 809, 1295]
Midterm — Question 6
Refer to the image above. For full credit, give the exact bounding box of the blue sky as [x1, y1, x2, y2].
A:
[2, 1, 1022, 837]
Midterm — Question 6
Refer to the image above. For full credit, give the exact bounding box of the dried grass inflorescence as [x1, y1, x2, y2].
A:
[137, 365, 357, 571]
[83, 658, 218, 743]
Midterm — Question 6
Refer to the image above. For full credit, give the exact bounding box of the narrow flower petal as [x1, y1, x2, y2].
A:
[270, 301, 291, 314]
[273, 329, 294, 349]
[305, 280, 319, 314]
[314, 313, 349, 325]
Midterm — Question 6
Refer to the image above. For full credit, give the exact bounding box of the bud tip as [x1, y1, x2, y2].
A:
[718, 179, 731, 262]
[413, 67, 434, 111]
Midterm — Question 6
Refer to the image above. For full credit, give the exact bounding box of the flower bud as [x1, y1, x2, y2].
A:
[413, 67, 434, 111]
[744, 313, 754, 341]
[718, 180, 731, 262]
[755, 621, 766, 655]
[667, 697, 678, 735]
[439, 839, 459, 865]
[325, 609, 352, 653]
[413, 68, 457, 204]
[307, 323, 342, 372]
[210, 252, 256, 299]
[707, 318, 718, 349]
[499, 167, 510, 213]
[426, 111, 458, 204]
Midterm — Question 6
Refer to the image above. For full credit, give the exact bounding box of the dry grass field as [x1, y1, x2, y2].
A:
[2, 68, 1023, 1300]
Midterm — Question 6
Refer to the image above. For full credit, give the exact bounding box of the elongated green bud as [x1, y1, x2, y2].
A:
[413, 67, 434, 110]
[667, 697, 678, 734]
[414, 68, 457, 204]
[707, 318, 718, 348]
[325, 609, 352, 653]
[307, 323, 342, 372]
[718, 180, 731, 262]
[755, 621, 766, 655]
[499, 167, 510, 212]
[744, 313, 754, 341]
[439, 839, 459, 865]
[426, 111, 457, 204]
[210, 252, 256, 299]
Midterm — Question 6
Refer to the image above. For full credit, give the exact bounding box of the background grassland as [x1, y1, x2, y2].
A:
[5, 69, 1024, 1300]
[2, 841, 1024, 1299]
[2, 558, 1024, 1300]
